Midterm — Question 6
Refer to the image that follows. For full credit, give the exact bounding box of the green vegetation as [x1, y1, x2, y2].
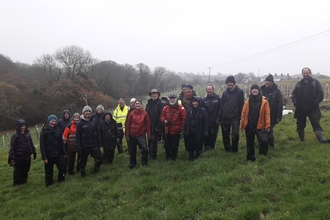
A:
[2, 112, 330, 219]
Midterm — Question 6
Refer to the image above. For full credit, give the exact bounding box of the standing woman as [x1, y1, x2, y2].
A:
[40, 115, 67, 187]
[62, 113, 81, 175]
[240, 84, 271, 162]
[8, 119, 37, 186]
[125, 99, 151, 168]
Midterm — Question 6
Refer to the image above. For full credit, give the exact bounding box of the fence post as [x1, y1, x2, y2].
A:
[35, 125, 39, 140]
[2, 135, 4, 148]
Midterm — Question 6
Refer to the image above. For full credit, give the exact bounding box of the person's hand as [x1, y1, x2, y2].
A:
[33, 152, 37, 160]
[44, 159, 48, 164]
[64, 155, 67, 159]
[10, 160, 15, 167]
[266, 128, 270, 133]
[276, 118, 281, 123]
[164, 119, 168, 124]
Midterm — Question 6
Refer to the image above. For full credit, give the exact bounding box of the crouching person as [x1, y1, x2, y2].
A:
[76, 106, 103, 177]
[99, 111, 120, 165]
[8, 119, 37, 186]
[125, 99, 151, 168]
[240, 84, 271, 162]
[40, 115, 67, 187]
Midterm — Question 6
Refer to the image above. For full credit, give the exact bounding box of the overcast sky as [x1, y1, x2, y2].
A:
[1, 0, 330, 76]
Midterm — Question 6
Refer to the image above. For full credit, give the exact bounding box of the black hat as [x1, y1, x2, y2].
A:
[226, 76, 235, 84]
[265, 74, 274, 83]
[192, 96, 202, 103]
[186, 85, 193, 90]
[250, 84, 260, 92]
[168, 94, 177, 98]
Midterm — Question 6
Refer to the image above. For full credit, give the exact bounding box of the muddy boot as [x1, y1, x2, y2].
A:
[314, 130, 330, 143]
[297, 130, 305, 142]
[268, 138, 275, 149]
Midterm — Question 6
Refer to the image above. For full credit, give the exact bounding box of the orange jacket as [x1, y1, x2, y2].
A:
[62, 120, 77, 152]
[240, 97, 270, 130]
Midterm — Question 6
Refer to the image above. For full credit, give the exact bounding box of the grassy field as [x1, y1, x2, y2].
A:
[2, 110, 330, 219]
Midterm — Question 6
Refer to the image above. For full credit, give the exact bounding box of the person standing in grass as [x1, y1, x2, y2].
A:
[113, 98, 129, 154]
[260, 74, 283, 149]
[201, 84, 221, 151]
[62, 113, 81, 175]
[218, 76, 245, 153]
[99, 111, 120, 165]
[8, 119, 37, 186]
[292, 67, 330, 143]
[161, 94, 186, 160]
[126, 99, 151, 168]
[240, 84, 270, 162]
[76, 106, 103, 177]
[40, 115, 67, 187]
[183, 96, 208, 161]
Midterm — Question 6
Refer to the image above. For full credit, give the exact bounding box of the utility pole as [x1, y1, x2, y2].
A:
[208, 67, 212, 83]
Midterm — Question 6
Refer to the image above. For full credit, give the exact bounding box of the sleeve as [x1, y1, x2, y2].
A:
[203, 108, 209, 132]
[276, 89, 283, 121]
[145, 114, 152, 139]
[62, 127, 69, 144]
[29, 134, 36, 154]
[180, 106, 187, 131]
[264, 100, 271, 129]
[125, 114, 132, 139]
[291, 84, 298, 106]
[9, 134, 16, 162]
[40, 130, 47, 160]
[238, 89, 245, 116]
[160, 107, 166, 123]
[76, 123, 82, 152]
[316, 80, 324, 104]
[240, 100, 248, 130]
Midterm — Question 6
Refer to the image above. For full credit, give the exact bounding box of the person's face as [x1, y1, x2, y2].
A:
[135, 101, 142, 110]
[119, 99, 124, 107]
[302, 68, 311, 80]
[192, 101, 199, 108]
[130, 101, 135, 107]
[151, 93, 159, 100]
[185, 89, 192, 96]
[264, 80, 273, 88]
[74, 116, 80, 124]
[49, 119, 57, 127]
[84, 110, 91, 119]
[20, 124, 26, 133]
[64, 112, 70, 119]
[97, 108, 103, 114]
[105, 114, 111, 121]
[206, 86, 214, 96]
[181, 87, 186, 92]
[251, 89, 259, 96]
[169, 97, 177, 104]
[227, 82, 235, 91]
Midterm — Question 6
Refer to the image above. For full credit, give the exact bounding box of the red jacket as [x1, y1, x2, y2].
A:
[62, 120, 77, 152]
[126, 109, 151, 139]
[161, 104, 186, 134]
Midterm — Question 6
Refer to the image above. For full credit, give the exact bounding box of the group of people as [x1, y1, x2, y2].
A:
[8, 67, 329, 187]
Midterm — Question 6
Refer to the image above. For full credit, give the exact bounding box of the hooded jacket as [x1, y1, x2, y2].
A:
[126, 109, 151, 139]
[260, 83, 283, 125]
[99, 111, 120, 150]
[57, 110, 71, 135]
[9, 119, 36, 161]
[76, 115, 99, 152]
[40, 123, 66, 160]
[161, 102, 186, 134]
[113, 104, 129, 127]
[183, 106, 208, 138]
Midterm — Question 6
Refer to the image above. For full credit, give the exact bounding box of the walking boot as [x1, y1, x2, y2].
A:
[188, 151, 194, 162]
[297, 130, 305, 142]
[314, 130, 330, 143]
[268, 138, 275, 149]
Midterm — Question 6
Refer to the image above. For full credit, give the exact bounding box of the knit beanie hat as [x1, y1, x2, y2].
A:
[82, 106, 92, 114]
[72, 113, 80, 119]
[47, 115, 58, 123]
[250, 84, 260, 92]
[265, 74, 274, 83]
[226, 76, 236, 84]
[96, 104, 105, 112]
[130, 98, 136, 103]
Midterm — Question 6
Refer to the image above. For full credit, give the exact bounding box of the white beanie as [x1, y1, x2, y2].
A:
[96, 104, 105, 111]
[130, 98, 136, 102]
[82, 106, 92, 114]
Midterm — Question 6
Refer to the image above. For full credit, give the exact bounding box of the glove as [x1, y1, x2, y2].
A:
[33, 152, 37, 160]
[180, 131, 185, 138]
[203, 131, 209, 137]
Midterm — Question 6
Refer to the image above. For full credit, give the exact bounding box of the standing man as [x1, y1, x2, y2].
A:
[57, 110, 71, 135]
[218, 76, 245, 153]
[113, 98, 129, 154]
[146, 89, 165, 160]
[178, 84, 186, 102]
[201, 84, 221, 150]
[291, 67, 330, 143]
[76, 106, 103, 177]
[161, 94, 186, 160]
[181, 85, 196, 112]
[260, 74, 283, 149]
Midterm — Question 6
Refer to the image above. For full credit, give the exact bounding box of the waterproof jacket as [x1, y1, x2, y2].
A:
[99, 111, 120, 150]
[261, 83, 283, 125]
[161, 103, 186, 134]
[201, 93, 221, 127]
[183, 106, 208, 138]
[57, 110, 71, 135]
[40, 124, 66, 160]
[76, 116, 99, 152]
[62, 120, 78, 152]
[219, 86, 244, 121]
[240, 96, 271, 130]
[9, 119, 36, 161]
[146, 98, 164, 132]
[113, 104, 129, 128]
[126, 109, 151, 139]
[291, 77, 323, 118]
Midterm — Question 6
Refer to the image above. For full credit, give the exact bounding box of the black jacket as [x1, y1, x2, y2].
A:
[76, 116, 99, 152]
[201, 93, 221, 127]
[40, 124, 66, 160]
[219, 86, 244, 121]
[292, 77, 323, 118]
[9, 119, 36, 161]
[261, 83, 283, 125]
[146, 98, 164, 132]
[183, 106, 208, 138]
[99, 111, 120, 150]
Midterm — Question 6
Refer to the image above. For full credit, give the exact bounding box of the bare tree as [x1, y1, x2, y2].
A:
[34, 54, 62, 86]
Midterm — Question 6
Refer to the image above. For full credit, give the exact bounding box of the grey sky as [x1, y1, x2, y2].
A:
[1, 0, 330, 76]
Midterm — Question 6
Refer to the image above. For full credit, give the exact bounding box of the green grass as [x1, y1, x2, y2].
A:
[3, 91, 330, 219]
